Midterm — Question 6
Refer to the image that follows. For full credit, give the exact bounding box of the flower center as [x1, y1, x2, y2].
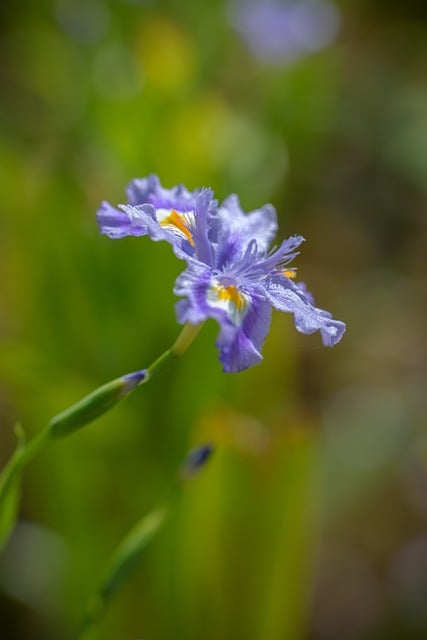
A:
[215, 284, 247, 311]
[207, 280, 250, 326]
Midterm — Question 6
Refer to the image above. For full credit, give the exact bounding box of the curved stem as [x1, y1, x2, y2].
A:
[0, 426, 50, 513]
[146, 322, 203, 377]
[0, 323, 203, 533]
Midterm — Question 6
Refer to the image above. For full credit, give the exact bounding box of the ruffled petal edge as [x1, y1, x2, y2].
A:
[264, 275, 346, 346]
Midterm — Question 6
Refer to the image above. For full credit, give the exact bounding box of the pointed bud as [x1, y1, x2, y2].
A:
[48, 370, 147, 438]
[180, 443, 214, 479]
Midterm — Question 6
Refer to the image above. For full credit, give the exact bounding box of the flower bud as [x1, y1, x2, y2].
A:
[48, 370, 147, 438]
[180, 443, 214, 478]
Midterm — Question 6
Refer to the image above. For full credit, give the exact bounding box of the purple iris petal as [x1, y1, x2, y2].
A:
[126, 174, 160, 206]
[264, 274, 346, 346]
[216, 289, 272, 372]
[174, 263, 214, 325]
[214, 195, 277, 269]
[97, 175, 215, 262]
[191, 188, 216, 266]
[126, 174, 194, 211]
[119, 202, 195, 261]
[97, 201, 147, 238]
[247, 234, 305, 277]
[295, 281, 315, 305]
[218, 195, 278, 251]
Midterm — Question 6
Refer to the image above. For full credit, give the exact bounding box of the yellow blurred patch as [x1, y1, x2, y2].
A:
[195, 404, 317, 459]
[168, 94, 231, 180]
[135, 16, 196, 92]
[197, 406, 270, 456]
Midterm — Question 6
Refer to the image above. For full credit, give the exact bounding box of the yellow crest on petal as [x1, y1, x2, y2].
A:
[207, 281, 250, 325]
[159, 209, 194, 246]
[215, 284, 247, 311]
[282, 269, 296, 279]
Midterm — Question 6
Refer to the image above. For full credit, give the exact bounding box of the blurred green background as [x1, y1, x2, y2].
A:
[1, 0, 427, 638]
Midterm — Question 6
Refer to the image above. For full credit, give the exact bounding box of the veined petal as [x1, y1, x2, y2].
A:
[216, 290, 272, 372]
[174, 263, 213, 324]
[126, 174, 160, 205]
[213, 194, 278, 269]
[97, 201, 147, 238]
[126, 174, 194, 211]
[99, 175, 216, 262]
[191, 188, 216, 266]
[174, 266, 272, 372]
[120, 187, 215, 262]
[247, 234, 305, 277]
[264, 275, 346, 346]
[219, 194, 278, 251]
[117, 203, 192, 260]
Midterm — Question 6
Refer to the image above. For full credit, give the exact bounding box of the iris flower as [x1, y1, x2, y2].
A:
[98, 175, 345, 372]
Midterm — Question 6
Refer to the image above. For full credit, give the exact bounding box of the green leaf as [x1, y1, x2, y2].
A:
[100, 507, 167, 601]
[0, 425, 26, 552]
[0, 474, 21, 552]
[0, 471, 21, 553]
[0, 433, 24, 556]
[78, 507, 167, 638]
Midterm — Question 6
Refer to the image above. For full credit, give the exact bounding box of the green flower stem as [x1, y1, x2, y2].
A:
[0, 427, 50, 495]
[171, 321, 203, 357]
[76, 440, 214, 638]
[146, 322, 203, 377]
[0, 323, 203, 546]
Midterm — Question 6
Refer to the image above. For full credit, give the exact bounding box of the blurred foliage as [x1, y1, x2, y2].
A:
[0, 0, 427, 638]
